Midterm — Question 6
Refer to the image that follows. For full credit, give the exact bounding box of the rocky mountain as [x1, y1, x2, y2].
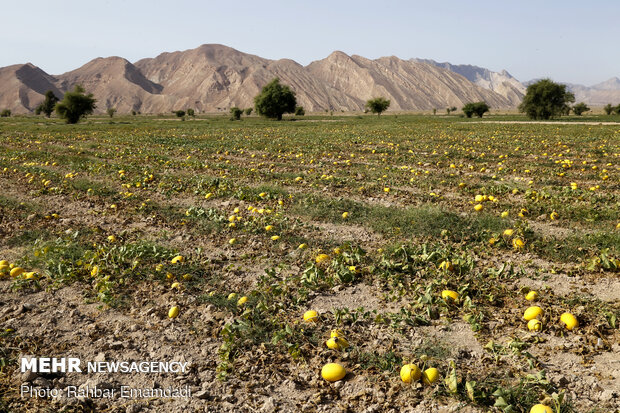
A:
[134, 44, 512, 112]
[1, 44, 524, 114]
[412, 59, 525, 106]
[524, 77, 620, 106]
[55, 57, 166, 114]
[591, 77, 620, 91]
[306, 52, 509, 110]
[0, 63, 63, 113]
[564, 78, 620, 105]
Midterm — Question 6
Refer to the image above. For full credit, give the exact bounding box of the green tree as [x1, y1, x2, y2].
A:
[294, 106, 305, 116]
[35, 90, 59, 117]
[572, 102, 590, 116]
[446, 106, 457, 115]
[55, 85, 96, 124]
[254, 78, 296, 120]
[518, 79, 575, 120]
[614, 104, 620, 115]
[244, 108, 253, 116]
[174, 110, 185, 118]
[0, 109, 11, 117]
[603, 104, 613, 115]
[187, 108, 195, 117]
[230, 107, 243, 120]
[107, 107, 117, 118]
[462, 102, 490, 118]
[365, 97, 390, 116]
[462, 104, 474, 118]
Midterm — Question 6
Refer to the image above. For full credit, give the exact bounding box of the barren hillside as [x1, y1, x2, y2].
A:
[1, 44, 517, 114]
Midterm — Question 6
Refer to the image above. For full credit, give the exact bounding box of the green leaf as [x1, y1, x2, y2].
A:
[465, 380, 476, 402]
[445, 366, 458, 394]
[494, 396, 508, 408]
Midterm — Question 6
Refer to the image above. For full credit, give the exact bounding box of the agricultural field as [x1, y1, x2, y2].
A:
[0, 114, 619, 413]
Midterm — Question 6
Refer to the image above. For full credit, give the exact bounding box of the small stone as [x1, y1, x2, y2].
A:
[125, 404, 143, 413]
[362, 405, 380, 413]
[194, 390, 210, 400]
[558, 376, 570, 387]
[260, 397, 276, 412]
[33, 377, 51, 387]
[599, 389, 616, 401]
[21, 370, 38, 382]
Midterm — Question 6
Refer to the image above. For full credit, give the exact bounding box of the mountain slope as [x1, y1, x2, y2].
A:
[0, 64, 62, 113]
[55, 57, 165, 113]
[2, 44, 522, 114]
[551, 78, 620, 106]
[591, 77, 620, 91]
[307, 52, 512, 110]
[412, 59, 525, 106]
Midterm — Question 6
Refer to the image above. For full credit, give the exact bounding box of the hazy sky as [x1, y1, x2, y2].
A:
[2, 0, 618, 85]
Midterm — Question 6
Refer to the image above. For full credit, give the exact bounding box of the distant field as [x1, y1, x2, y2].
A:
[1, 114, 618, 412]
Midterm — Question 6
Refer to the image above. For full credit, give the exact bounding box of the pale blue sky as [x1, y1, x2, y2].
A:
[2, 0, 618, 85]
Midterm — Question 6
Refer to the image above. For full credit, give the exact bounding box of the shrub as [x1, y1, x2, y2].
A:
[35, 90, 59, 117]
[518, 79, 574, 120]
[230, 107, 243, 120]
[365, 97, 390, 116]
[55, 85, 96, 124]
[572, 102, 590, 116]
[462, 102, 490, 118]
[254, 78, 296, 120]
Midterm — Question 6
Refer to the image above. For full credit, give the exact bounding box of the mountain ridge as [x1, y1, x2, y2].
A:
[0, 44, 617, 114]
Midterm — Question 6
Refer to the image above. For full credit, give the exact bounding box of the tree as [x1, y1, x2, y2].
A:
[254, 78, 296, 120]
[572, 102, 590, 116]
[230, 107, 243, 120]
[603, 104, 614, 115]
[446, 106, 457, 115]
[518, 79, 575, 120]
[0, 109, 11, 117]
[244, 108, 253, 116]
[107, 107, 117, 118]
[462, 102, 490, 118]
[614, 104, 620, 115]
[55, 85, 96, 124]
[174, 110, 185, 118]
[35, 90, 59, 117]
[366, 97, 390, 117]
[187, 108, 195, 117]
[294, 106, 305, 116]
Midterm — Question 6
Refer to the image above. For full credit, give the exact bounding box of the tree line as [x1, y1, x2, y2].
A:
[3, 78, 619, 123]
